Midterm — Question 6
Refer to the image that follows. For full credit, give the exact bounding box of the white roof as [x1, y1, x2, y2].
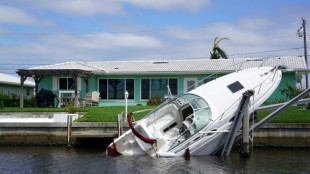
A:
[0, 73, 35, 87]
[31, 56, 308, 75]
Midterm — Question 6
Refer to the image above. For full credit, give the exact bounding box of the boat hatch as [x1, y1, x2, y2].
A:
[227, 81, 244, 93]
[169, 94, 212, 150]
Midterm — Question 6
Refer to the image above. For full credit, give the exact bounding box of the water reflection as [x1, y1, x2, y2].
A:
[0, 147, 309, 173]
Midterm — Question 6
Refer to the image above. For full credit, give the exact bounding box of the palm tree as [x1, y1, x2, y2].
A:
[210, 37, 229, 59]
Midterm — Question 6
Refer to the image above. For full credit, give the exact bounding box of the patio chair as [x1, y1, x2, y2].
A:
[91, 91, 100, 106]
[82, 91, 100, 107]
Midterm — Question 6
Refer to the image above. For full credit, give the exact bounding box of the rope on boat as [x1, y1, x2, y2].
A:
[107, 141, 122, 157]
[127, 112, 156, 144]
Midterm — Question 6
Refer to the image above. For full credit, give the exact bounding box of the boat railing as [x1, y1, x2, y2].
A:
[178, 57, 276, 96]
[217, 67, 279, 122]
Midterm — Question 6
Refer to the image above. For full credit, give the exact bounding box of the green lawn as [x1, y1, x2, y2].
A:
[1, 105, 309, 123]
[0, 106, 155, 122]
[257, 106, 310, 123]
[76, 105, 154, 122]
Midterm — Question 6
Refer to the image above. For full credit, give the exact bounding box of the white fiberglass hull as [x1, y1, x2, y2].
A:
[107, 67, 282, 157]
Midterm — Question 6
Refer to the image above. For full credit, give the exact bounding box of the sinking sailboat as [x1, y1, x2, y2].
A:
[107, 66, 282, 157]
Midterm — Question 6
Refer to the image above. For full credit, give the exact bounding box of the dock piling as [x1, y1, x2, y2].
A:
[240, 104, 251, 157]
[67, 115, 73, 147]
[118, 113, 123, 137]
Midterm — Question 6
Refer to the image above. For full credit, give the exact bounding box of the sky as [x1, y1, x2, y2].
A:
[0, 0, 310, 77]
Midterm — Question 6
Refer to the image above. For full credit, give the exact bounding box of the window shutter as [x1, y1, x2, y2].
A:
[52, 76, 58, 91]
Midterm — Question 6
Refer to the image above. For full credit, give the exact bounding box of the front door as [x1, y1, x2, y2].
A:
[184, 78, 197, 93]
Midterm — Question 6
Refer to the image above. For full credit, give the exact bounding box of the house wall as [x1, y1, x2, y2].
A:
[38, 72, 296, 107]
[266, 72, 296, 103]
[39, 76, 53, 91]
[0, 83, 34, 98]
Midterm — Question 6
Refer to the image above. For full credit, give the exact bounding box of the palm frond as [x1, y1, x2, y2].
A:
[215, 47, 228, 59]
[214, 37, 229, 47]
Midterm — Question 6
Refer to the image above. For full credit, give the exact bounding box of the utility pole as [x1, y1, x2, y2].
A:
[302, 17, 309, 89]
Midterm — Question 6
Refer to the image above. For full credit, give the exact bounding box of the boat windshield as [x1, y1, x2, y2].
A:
[145, 98, 177, 118]
[169, 94, 212, 150]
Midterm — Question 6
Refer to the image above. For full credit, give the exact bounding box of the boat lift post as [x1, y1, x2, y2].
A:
[67, 114, 73, 148]
[231, 88, 310, 153]
[240, 103, 251, 157]
[221, 90, 254, 157]
[117, 112, 124, 137]
[252, 88, 310, 132]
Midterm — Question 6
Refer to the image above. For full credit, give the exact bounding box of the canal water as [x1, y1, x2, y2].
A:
[0, 146, 309, 173]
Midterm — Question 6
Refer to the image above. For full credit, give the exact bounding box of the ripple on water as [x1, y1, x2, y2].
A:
[0, 147, 309, 174]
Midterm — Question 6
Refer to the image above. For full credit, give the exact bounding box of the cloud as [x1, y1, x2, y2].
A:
[0, 5, 54, 26]
[0, 27, 9, 35]
[32, 0, 126, 16]
[123, 0, 210, 12]
[10, 0, 210, 16]
[161, 16, 303, 58]
[40, 32, 162, 50]
[0, 30, 163, 66]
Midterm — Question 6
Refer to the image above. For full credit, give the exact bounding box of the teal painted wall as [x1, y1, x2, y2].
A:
[38, 72, 297, 107]
[38, 76, 53, 91]
[266, 72, 296, 104]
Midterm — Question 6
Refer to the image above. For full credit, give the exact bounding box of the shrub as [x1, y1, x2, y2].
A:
[280, 82, 304, 100]
[24, 96, 35, 107]
[0, 95, 3, 109]
[273, 98, 286, 104]
[147, 97, 163, 106]
[66, 105, 78, 113]
[0, 92, 35, 107]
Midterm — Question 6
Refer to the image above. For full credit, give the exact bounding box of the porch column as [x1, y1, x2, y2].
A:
[19, 76, 27, 108]
[74, 75, 79, 108]
[34, 76, 43, 107]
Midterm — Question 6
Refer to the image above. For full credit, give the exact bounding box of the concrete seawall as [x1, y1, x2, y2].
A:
[0, 122, 309, 147]
[253, 123, 310, 147]
[0, 122, 128, 145]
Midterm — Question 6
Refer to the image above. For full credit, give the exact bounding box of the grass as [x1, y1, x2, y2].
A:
[257, 106, 310, 123]
[1, 105, 309, 123]
[76, 105, 155, 122]
[0, 105, 155, 122]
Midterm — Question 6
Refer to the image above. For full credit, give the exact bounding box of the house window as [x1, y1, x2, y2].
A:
[99, 79, 134, 100]
[203, 77, 216, 84]
[59, 77, 75, 90]
[141, 78, 178, 100]
[26, 89, 30, 96]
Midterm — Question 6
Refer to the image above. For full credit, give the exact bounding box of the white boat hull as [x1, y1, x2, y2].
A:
[107, 67, 282, 157]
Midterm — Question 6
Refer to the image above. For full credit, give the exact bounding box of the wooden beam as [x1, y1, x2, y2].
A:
[19, 76, 27, 108]
[34, 76, 43, 107]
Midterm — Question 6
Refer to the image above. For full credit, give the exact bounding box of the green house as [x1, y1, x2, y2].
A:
[17, 56, 309, 107]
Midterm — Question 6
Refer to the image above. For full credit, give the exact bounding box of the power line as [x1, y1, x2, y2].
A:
[228, 47, 301, 57]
